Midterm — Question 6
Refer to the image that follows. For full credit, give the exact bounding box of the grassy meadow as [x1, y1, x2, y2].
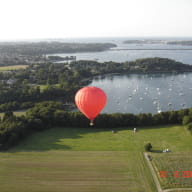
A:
[0, 125, 192, 192]
[39, 84, 60, 92]
[0, 65, 28, 71]
[0, 111, 26, 118]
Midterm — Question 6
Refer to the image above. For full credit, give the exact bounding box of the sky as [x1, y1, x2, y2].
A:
[0, 0, 192, 40]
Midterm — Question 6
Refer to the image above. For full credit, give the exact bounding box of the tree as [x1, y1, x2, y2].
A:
[145, 143, 152, 152]
[3, 111, 15, 121]
[186, 122, 192, 131]
[182, 115, 192, 125]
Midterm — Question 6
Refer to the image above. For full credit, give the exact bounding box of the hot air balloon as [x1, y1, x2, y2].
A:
[75, 86, 107, 126]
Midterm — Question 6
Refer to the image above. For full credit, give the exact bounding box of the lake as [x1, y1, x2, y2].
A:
[88, 73, 192, 114]
[53, 37, 192, 114]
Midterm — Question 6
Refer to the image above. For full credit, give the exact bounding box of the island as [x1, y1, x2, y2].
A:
[69, 57, 192, 74]
[167, 40, 192, 46]
[123, 39, 166, 44]
[0, 41, 117, 55]
[123, 39, 192, 46]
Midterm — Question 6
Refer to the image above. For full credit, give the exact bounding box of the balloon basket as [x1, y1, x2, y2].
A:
[90, 120, 94, 126]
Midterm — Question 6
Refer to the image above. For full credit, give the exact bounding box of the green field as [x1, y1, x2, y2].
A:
[0, 125, 192, 192]
[0, 65, 28, 71]
[0, 111, 26, 118]
[39, 84, 60, 92]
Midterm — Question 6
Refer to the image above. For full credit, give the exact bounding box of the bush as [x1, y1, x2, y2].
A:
[186, 122, 192, 131]
[145, 143, 152, 152]
[182, 115, 192, 125]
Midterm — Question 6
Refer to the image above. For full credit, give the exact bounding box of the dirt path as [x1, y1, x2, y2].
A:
[164, 188, 192, 192]
[144, 152, 163, 192]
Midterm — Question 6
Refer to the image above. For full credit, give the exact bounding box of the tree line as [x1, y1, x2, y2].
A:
[0, 101, 192, 150]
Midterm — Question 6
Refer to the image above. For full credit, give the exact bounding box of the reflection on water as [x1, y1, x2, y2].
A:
[88, 73, 192, 114]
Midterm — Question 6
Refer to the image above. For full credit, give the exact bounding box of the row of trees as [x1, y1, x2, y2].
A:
[0, 101, 192, 150]
[0, 101, 34, 112]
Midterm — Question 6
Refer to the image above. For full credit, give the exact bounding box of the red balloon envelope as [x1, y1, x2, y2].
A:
[75, 86, 107, 125]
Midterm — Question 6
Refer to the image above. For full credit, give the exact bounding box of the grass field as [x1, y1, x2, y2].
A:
[0, 125, 192, 192]
[0, 111, 26, 118]
[39, 84, 60, 92]
[0, 65, 28, 71]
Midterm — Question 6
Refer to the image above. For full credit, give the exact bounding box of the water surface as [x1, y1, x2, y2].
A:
[50, 37, 192, 64]
[88, 73, 192, 114]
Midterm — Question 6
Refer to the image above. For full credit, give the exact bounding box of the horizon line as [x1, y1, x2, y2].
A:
[0, 36, 192, 42]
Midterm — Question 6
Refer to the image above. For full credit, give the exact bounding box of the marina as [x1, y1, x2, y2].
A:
[88, 72, 192, 114]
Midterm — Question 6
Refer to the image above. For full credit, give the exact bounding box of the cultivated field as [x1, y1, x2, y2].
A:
[0, 65, 28, 71]
[0, 125, 191, 192]
[152, 152, 192, 189]
[0, 151, 154, 192]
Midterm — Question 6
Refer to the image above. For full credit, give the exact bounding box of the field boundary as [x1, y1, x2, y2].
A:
[0, 65, 28, 71]
[144, 152, 192, 192]
[164, 188, 192, 192]
[144, 152, 163, 192]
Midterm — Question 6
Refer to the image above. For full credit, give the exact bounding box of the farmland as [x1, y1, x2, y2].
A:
[0, 151, 154, 192]
[0, 65, 28, 71]
[0, 125, 192, 192]
[0, 111, 26, 117]
[152, 152, 192, 189]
